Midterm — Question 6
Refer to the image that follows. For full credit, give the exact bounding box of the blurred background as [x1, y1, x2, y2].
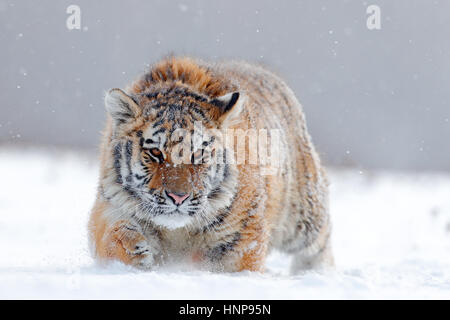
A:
[1, 1, 450, 299]
[1, 0, 449, 171]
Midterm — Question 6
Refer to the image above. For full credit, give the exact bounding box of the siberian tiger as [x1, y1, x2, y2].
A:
[88, 56, 333, 273]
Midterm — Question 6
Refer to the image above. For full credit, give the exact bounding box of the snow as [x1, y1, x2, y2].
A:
[1, 148, 450, 299]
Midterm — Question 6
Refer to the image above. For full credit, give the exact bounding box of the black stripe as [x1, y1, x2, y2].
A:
[99, 185, 111, 201]
[146, 151, 160, 163]
[207, 232, 241, 261]
[156, 109, 166, 119]
[203, 210, 230, 232]
[207, 185, 222, 200]
[152, 118, 164, 128]
[140, 160, 150, 171]
[204, 192, 237, 233]
[223, 163, 230, 180]
[191, 106, 206, 119]
[113, 111, 133, 119]
[123, 185, 140, 199]
[153, 127, 166, 135]
[125, 140, 133, 183]
[135, 173, 146, 180]
[152, 102, 168, 109]
[113, 142, 123, 184]
[173, 88, 208, 103]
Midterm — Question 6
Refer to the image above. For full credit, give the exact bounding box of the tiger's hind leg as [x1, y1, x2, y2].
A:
[274, 210, 334, 274]
[289, 235, 334, 274]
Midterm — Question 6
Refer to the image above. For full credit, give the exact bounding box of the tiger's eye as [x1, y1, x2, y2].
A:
[150, 148, 162, 157]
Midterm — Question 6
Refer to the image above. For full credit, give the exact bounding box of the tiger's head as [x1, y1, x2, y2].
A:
[102, 84, 244, 230]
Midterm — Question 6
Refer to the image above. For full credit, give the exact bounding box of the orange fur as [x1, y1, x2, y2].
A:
[89, 56, 333, 273]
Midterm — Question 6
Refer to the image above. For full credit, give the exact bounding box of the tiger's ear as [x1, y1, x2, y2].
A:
[104, 88, 141, 126]
[211, 92, 244, 126]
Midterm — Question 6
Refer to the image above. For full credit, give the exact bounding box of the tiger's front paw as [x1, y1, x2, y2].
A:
[124, 238, 156, 269]
[107, 221, 159, 269]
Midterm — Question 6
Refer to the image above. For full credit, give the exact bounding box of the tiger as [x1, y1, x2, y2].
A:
[88, 56, 333, 273]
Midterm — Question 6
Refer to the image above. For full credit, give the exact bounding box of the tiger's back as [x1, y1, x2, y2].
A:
[209, 60, 333, 269]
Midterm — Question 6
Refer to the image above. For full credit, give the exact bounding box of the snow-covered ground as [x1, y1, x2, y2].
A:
[0, 147, 450, 299]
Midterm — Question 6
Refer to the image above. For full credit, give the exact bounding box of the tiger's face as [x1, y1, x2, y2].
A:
[104, 87, 243, 229]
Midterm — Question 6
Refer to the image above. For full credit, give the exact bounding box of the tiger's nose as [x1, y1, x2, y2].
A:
[166, 191, 189, 205]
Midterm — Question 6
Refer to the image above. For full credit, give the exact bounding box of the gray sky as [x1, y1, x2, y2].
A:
[1, 0, 449, 171]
